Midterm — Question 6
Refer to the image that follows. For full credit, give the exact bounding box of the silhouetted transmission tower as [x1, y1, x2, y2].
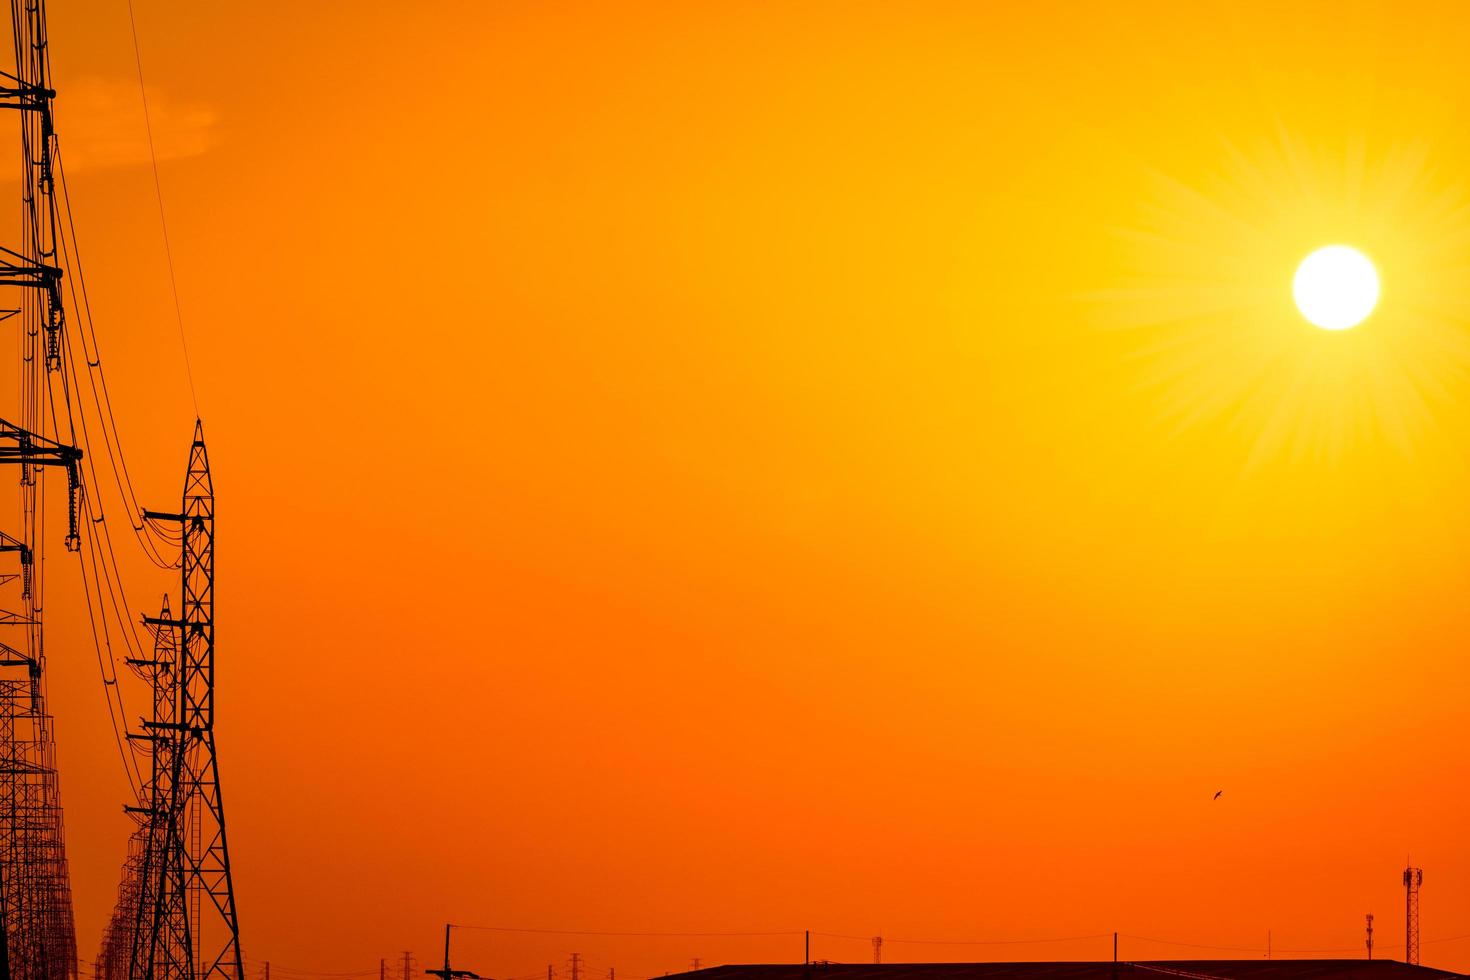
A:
[0, 0, 85, 977]
[1403, 867, 1423, 966]
[99, 425, 243, 980]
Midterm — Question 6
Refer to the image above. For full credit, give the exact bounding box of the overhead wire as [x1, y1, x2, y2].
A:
[48, 336, 142, 776]
[13, 0, 169, 808]
[53, 143, 180, 566]
[452, 927, 802, 939]
[814, 932, 1112, 948]
[70, 480, 142, 797]
[59, 329, 147, 661]
[124, 0, 199, 417]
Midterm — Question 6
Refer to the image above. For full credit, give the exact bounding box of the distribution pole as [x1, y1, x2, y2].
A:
[405, 952, 414, 980]
[382, 960, 387, 980]
[571, 953, 580, 980]
[804, 932, 809, 966]
[425, 925, 481, 980]
[1365, 915, 1373, 960]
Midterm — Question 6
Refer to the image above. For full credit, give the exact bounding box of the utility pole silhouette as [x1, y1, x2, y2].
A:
[1404, 867, 1424, 966]
[872, 938, 882, 965]
[382, 960, 387, 980]
[425, 925, 481, 980]
[689, 961, 699, 973]
[404, 951, 415, 980]
[1365, 914, 1374, 960]
[571, 954, 580, 980]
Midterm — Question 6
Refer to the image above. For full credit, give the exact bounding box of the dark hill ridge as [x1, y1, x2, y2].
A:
[664, 963, 1463, 980]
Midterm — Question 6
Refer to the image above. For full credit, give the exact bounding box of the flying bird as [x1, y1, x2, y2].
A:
[1213, 790, 1223, 800]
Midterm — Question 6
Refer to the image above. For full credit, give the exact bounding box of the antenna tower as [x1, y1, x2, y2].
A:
[1365, 913, 1373, 961]
[1404, 867, 1423, 966]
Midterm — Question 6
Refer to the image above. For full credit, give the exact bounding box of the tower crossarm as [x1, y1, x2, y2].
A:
[0, 529, 31, 557]
[0, 637, 38, 674]
[0, 69, 55, 109]
[0, 418, 79, 462]
[0, 240, 59, 284]
[0, 607, 38, 626]
[0, 419, 82, 549]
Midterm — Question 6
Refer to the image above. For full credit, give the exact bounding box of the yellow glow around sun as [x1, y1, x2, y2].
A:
[1089, 135, 1470, 462]
[1293, 245, 1379, 330]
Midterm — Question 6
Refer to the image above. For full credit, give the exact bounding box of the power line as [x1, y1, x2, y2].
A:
[816, 932, 1112, 947]
[124, 0, 200, 416]
[453, 927, 801, 939]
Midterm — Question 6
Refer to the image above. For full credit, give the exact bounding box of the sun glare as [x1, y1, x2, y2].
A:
[1088, 135, 1470, 461]
[1293, 245, 1379, 331]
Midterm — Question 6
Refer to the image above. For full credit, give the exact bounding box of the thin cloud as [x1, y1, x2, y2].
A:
[51, 75, 219, 173]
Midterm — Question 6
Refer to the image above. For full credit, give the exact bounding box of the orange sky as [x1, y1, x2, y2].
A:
[19, 1, 1470, 978]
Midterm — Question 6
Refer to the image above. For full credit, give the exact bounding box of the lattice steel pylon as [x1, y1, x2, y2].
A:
[1404, 866, 1423, 966]
[97, 596, 191, 980]
[0, 0, 83, 978]
[111, 424, 242, 980]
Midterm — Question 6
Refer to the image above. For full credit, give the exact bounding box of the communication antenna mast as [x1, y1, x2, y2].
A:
[1404, 867, 1423, 966]
[1365, 913, 1373, 960]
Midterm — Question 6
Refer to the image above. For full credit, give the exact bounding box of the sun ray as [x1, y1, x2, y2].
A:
[1088, 130, 1470, 465]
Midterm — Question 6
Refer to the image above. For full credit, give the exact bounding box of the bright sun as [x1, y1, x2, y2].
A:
[1293, 244, 1379, 331]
